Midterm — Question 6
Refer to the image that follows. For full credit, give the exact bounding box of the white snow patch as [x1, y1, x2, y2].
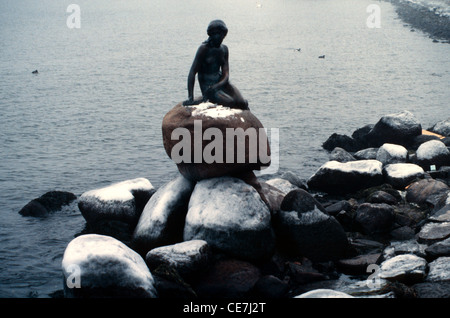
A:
[321, 160, 383, 175]
[188, 102, 243, 119]
[384, 163, 424, 178]
[379, 143, 408, 157]
[81, 178, 154, 202]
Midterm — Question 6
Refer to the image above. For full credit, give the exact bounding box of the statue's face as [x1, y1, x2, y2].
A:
[209, 30, 225, 47]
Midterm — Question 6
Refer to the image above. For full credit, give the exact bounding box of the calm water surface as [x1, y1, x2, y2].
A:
[0, 0, 449, 297]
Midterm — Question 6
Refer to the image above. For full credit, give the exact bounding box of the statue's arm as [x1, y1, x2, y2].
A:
[212, 45, 229, 91]
[187, 46, 205, 101]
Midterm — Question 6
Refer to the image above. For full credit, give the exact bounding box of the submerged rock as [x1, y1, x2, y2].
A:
[307, 160, 383, 195]
[183, 177, 275, 261]
[132, 175, 195, 254]
[78, 178, 154, 226]
[19, 191, 76, 217]
[61, 234, 157, 298]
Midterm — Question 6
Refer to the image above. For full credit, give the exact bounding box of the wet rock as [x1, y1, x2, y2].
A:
[417, 222, 450, 244]
[258, 180, 285, 213]
[325, 200, 352, 216]
[280, 171, 308, 190]
[274, 204, 349, 262]
[382, 163, 425, 190]
[280, 188, 326, 215]
[19, 191, 77, 217]
[355, 203, 395, 235]
[354, 148, 379, 160]
[351, 124, 374, 149]
[415, 140, 450, 170]
[376, 143, 408, 165]
[295, 289, 354, 298]
[413, 282, 450, 298]
[366, 110, 422, 147]
[61, 234, 157, 298]
[132, 175, 195, 254]
[330, 147, 356, 163]
[151, 264, 197, 299]
[405, 178, 449, 205]
[78, 178, 155, 226]
[383, 240, 427, 259]
[430, 117, 450, 137]
[429, 204, 450, 222]
[307, 160, 383, 195]
[322, 133, 360, 152]
[194, 259, 261, 298]
[285, 259, 327, 285]
[425, 237, 450, 259]
[379, 254, 427, 284]
[390, 226, 416, 241]
[367, 190, 398, 205]
[425, 257, 450, 282]
[183, 177, 275, 262]
[337, 252, 382, 275]
[252, 275, 289, 298]
[145, 240, 210, 279]
[162, 102, 270, 181]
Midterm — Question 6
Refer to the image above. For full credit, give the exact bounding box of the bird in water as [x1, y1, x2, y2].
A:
[318, 55, 325, 59]
[32, 70, 38, 74]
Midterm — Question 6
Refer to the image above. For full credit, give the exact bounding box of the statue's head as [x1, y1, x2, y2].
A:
[207, 20, 228, 37]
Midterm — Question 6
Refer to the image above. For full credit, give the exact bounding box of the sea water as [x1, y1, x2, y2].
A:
[0, 0, 449, 297]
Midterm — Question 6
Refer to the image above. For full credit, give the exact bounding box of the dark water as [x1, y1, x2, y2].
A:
[0, 0, 449, 298]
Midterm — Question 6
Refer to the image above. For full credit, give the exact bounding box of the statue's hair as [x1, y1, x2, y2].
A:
[207, 20, 228, 36]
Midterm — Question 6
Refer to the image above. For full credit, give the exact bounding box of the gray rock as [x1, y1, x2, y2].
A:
[430, 117, 450, 137]
[183, 177, 275, 261]
[280, 188, 326, 215]
[429, 204, 450, 222]
[425, 237, 450, 259]
[417, 222, 450, 244]
[366, 110, 422, 147]
[376, 143, 408, 165]
[280, 171, 307, 189]
[367, 190, 399, 205]
[354, 148, 379, 160]
[330, 147, 356, 162]
[425, 257, 450, 282]
[61, 234, 157, 298]
[307, 160, 384, 195]
[145, 240, 210, 278]
[415, 140, 450, 170]
[413, 282, 450, 298]
[379, 254, 427, 284]
[274, 208, 349, 262]
[355, 203, 395, 235]
[382, 240, 428, 259]
[405, 178, 449, 205]
[78, 178, 155, 226]
[132, 175, 195, 254]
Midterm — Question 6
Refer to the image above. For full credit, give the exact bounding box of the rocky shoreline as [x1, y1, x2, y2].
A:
[20, 111, 450, 299]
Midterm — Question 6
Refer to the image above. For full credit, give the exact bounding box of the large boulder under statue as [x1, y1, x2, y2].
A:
[161, 102, 271, 181]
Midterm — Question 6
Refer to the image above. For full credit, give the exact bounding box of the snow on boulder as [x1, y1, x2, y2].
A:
[78, 178, 155, 226]
[430, 117, 450, 137]
[382, 163, 425, 189]
[132, 175, 195, 254]
[61, 234, 158, 298]
[366, 110, 422, 147]
[307, 160, 383, 195]
[183, 176, 275, 261]
[378, 254, 427, 284]
[376, 143, 408, 166]
[415, 140, 450, 170]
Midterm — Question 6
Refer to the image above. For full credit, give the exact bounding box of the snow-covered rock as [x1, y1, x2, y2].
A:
[415, 140, 450, 170]
[183, 177, 275, 261]
[382, 163, 424, 189]
[376, 143, 408, 165]
[307, 160, 383, 194]
[62, 234, 157, 298]
[132, 175, 195, 254]
[78, 178, 155, 225]
[430, 117, 450, 137]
